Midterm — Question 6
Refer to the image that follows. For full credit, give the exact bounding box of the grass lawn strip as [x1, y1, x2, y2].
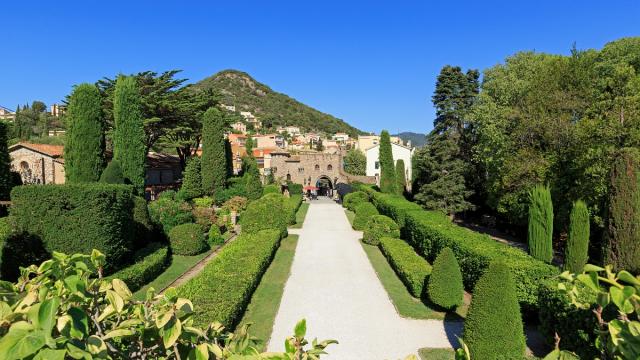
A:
[290, 202, 309, 229]
[237, 235, 299, 350]
[345, 209, 356, 227]
[361, 242, 445, 320]
[419, 348, 455, 360]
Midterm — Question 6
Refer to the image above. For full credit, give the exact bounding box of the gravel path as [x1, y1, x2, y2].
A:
[268, 198, 461, 360]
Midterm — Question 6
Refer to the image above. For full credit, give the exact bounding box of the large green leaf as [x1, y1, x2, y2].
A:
[33, 348, 66, 360]
[294, 319, 306, 338]
[0, 322, 45, 360]
[162, 317, 182, 348]
[38, 297, 61, 334]
[68, 306, 89, 339]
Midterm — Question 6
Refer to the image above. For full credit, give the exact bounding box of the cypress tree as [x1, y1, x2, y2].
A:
[0, 121, 11, 200]
[463, 261, 526, 359]
[604, 148, 640, 273]
[243, 156, 263, 201]
[564, 200, 590, 273]
[527, 184, 554, 263]
[99, 160, 125, 184]
[428, 247, 464, 310]
[225, 138, 234, 177]
[379, 130, 396, 193]
[181, 156, 203, 200]
[64, 83, 105, 183]
[201, 107, 227, 196]
[395, 159, 406, 195]
[113, 75, 146, 193]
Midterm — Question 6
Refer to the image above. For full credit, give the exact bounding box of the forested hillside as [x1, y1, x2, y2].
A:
[413, 37, 640, 236]
[194, 70, 362, 136]
[393, 132, 426, 147]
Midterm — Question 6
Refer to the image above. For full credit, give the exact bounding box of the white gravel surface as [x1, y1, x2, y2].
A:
[268, 198, 461, 360]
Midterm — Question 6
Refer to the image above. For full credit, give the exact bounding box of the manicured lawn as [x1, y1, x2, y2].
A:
[361, 242, 445, 320]
[133, 249, 213, 300]
[419, 348, 455, 360]
[290, 202, 309, 229]
[345, 209, 356, 227]
[237, 234, 299, 350]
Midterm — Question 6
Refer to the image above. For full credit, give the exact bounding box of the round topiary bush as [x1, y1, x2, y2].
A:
[343, 191, 369, 211]
[362, 215, 400, 245]
[463, 261, 526, 359]
[353, 202, 379, 231]
[428, 247, 463, 310]
[207, 224, 224, 247]
[168, 223, 207, 255]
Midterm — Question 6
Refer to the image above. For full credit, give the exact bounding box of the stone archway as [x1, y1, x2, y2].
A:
[316, 175, 333, 197]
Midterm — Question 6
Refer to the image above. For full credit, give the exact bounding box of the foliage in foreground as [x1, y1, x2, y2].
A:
[0, 250, 337, 359]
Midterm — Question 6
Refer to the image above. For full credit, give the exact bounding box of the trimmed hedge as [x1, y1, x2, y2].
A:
[168, 223, 207, 255]
[10, 184, 135, 271]
[286, 194, 303, 225]
[287, 182, 302, 195]
[366, 188, 558, 311]
[240, 193, 289, 236]
[428, 247, 464, 310]
[343, 191, 369, 211]
[538, 281, 610, 359]
[379, 237, 432, 298]
[177, 229, 281, 327]
[353, 202, 379, 231]
[362, 215, 400, 246]
[108, 242, 170, 292]
[463, 261, 526, 359]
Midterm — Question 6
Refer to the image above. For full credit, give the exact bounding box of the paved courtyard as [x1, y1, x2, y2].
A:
[268, 198, 460, 360]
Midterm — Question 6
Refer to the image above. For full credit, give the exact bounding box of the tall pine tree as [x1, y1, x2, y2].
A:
[605, 148, 640, 273]
[564, 200, 590, 273]
[181, 156, 203, 200]
[0, 121, 12, 200]
[113, 76, 146, 193]
[201, 107, 227, 196]
[379, 130, 396, 193]
[528, 184, 554, 263]
[395, 159, 406, 195]
[413, 65, 478, 215]
[64, 83, 105, 183]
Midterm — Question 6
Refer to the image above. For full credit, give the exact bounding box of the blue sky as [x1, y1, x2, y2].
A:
[1, 1, 639, 134]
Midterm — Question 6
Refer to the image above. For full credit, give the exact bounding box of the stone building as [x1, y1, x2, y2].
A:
[9, 143, 65, 184]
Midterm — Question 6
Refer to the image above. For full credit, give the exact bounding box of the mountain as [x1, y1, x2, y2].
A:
[194, 70, 362, 136]
[394, 132, 426, 148]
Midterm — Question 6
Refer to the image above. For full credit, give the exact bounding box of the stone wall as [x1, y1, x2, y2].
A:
[10, 148, 65, 184]
[269, 152, 376, 187]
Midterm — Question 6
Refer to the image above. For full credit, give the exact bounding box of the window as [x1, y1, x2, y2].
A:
[286, 173, 291, 181]
[327, 164, 333, 171]
[315, 164, 320, 171]
[375, 161, 380, 169]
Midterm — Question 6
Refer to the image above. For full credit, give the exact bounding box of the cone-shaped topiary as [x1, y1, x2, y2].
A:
[604, 147, 640, 273]
[181, 157, 203, 200]
[99, 160, 125, 184]
[353, 202, 379, 230]
[113, 76, 146, 194]
[362, 215, 400, 246]
[428, 247, 463, 310]
[564, 200, 590, 273]
[463, 261, 526, 360]
[379, 130, 396, 194]
[527, 184, 553, 263]
[395, 159, 406, 196]
[64, 83, 105, 183]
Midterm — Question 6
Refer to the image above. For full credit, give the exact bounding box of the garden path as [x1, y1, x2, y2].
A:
[268, 198, 461, 359]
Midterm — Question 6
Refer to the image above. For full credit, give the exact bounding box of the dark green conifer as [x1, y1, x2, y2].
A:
[564, 200, 590, 273]
[395, 159, 406, 195]
[0, 122, 11, 200]
[64, 83, 105, 183]
[201, 107, 227, 196]
[528, 184, 554, 263]
[181, 157, 203, 200]
[379, 130, 396, 194]
[99, 160, 125, 184]
[243, 156, 263, 201]
[428, 247, 463, 310]
[113, 75, 146, 193]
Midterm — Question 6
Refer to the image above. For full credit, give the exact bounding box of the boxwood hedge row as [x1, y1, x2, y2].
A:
[108, 242, 170, 292]
[10, 184, 135, 271]
[379, 237, 432, 298]
[176, 229, 281, 328]
[366, 188, 558, 311]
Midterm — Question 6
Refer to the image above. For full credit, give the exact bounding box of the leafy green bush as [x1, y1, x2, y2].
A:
[564, 200, 590, 273]
[343, 191, 369, 211]
[538, 280, 603, 359]
[240, 193, 289, 236]
[287, 181, 302, 195]
[10, 184, 135, 271]
[0, 216, 10, 242]
[463, 261, 526, 360]
[192, 206, 216, 232]
[214, 181, 248, 205]
[263, 184, 280, 194]
[168, 223, 207, 256]
[148, 193, 194, 234]
[177, 229, 281, 327]
[362, 215, 400, 246]
[528, 184, 554, 263]
[132, 196, 153, 248]
[207, 224, 224, 247]
[222, 196, 248, 213]
[0, 216, 50, 281]
[428, 247, 463, 310]
[193, 196, 214, 208]
[108, 242, 170, 292]
[353, 202, 379, 230]
[379, 237, 432, 298]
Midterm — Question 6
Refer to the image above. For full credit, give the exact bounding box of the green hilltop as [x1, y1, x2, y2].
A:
[193, 70, 362, 136]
